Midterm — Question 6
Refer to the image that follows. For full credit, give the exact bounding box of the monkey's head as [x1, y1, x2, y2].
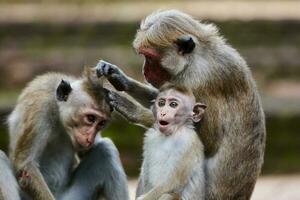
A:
[153, 84, 206, 135]
[133, 9, 219, 88]
[56, 71, 111, 151]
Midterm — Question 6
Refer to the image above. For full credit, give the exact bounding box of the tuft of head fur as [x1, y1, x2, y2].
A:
[82, 66, 111, 114]
[133, 9, 219, 50]
[159, 83, 194, 98]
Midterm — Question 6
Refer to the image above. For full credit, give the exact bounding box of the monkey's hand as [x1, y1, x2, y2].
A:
[105, 89, 154, 128]
[17, 169, 32, 190]
[96, 60, 131, 91]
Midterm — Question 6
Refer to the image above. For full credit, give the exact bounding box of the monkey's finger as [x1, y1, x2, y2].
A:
[103, 63, 118, 76]
[107, 92, 118, 106]
[102, 88, 114, 111]
[95, 60, 107, 77]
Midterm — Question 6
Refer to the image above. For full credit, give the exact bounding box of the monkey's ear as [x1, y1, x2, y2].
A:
[56, 80, 72, 102]
[192, 103, 206, 123]
[174, 35, 196, 55]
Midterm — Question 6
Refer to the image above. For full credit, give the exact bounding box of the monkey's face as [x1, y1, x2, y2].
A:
[154, 89, 203, 135]
[56, 79, 111, 151]
[70, 107, 109, 150]
[137, 36, 195, 88]
[139, 47, 171, 88]
[134, 10, 197, 88]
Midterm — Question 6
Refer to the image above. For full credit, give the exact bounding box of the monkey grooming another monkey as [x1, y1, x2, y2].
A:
[136, 84, 206, 200]
[0, 68, 129, 200]
[95, 9, 266, 200]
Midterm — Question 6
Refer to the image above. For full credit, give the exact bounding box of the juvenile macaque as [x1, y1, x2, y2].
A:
[0, 68, 129, 200]
[96, 9, 266, 199]
[136, 84, 206, 200]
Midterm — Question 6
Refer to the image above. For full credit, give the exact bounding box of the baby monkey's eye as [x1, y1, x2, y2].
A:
[158, 100, 165, 107]
[169, 102, 178, 108]
[86, 114, 96, 124]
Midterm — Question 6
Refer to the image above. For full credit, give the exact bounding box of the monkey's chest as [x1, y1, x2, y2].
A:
[39, 142, 74, 195]
[144, 131, 187, 186]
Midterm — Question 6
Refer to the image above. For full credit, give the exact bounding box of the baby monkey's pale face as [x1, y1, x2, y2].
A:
[154, 89, 205, 135]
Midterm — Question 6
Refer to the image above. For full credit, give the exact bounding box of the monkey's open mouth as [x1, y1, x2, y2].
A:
[159, 120, 169, 126]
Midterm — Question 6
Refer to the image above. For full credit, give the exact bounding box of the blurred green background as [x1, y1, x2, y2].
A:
[0, 1, 299, 177]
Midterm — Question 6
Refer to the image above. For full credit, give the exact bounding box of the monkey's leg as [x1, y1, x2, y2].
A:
[204, 128, 264, 200]
[107, 90, 154, 128]
[180, 160, 205, 200]
[0, 150, 21, 200]
[96, 60, 158, 107]
[60, 138, 129, 200]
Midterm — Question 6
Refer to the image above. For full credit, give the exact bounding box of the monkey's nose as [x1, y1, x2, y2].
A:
[86, 138, 92, 147]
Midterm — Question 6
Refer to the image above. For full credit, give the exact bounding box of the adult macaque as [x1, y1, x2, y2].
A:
[0, 68, 129, 200]
[137, 84, 206, 200]
[96, 10, 266, 199]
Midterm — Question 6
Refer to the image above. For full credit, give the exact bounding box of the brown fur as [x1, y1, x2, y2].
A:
[95, 10, 266, 200]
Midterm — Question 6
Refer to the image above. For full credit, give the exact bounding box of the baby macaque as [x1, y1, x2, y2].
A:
[136, 84, 206, 200]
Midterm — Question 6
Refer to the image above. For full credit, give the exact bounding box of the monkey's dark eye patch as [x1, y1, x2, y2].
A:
[158, 99, 165, 107]
[86, 114, 96, 124]
[97, 120, 107, 129]
[169, 102, 178, 108]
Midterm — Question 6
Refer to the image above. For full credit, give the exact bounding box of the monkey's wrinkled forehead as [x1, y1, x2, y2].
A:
[157, 89, 196, 105]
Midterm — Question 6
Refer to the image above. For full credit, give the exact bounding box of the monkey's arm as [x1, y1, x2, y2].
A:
[96, 60, 158, 108]
[13, 121, 55, 200]
[106, 90, 154, 128]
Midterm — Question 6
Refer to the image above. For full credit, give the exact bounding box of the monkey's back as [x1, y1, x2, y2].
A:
[8, 73, 76, 154]
[7, 72, 79, 196]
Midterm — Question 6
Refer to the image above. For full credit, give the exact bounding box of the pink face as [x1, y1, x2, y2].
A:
[154, 89, 205, 135]
[71, 107, 109, 150]
[139, 47, 171, 88]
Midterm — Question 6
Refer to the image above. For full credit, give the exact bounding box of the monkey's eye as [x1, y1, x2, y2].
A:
[97, 120, 107, 129]
[158, 100, 165, 107]
[86, 114, 96, 124]
[169, 102, 178, 108]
